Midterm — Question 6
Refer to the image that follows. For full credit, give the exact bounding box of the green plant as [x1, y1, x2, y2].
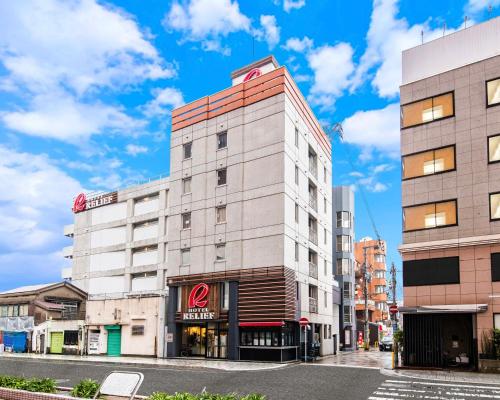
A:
[393, 330, 404, 352]
[71, 379, 100, 398]
[493, 329, 500, 359]
[0, 376, 56, 393]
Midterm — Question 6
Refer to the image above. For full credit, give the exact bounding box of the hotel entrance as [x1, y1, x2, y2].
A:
[181, 322, 228, 359]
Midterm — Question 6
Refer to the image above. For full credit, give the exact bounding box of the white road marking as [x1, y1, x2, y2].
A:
[385, 380, 500, 391]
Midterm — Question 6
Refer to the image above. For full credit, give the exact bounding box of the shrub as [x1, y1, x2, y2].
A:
[393, 330, 404, 352]
[71, 379, 100, 398]
[0, 375, 56, 393]
[148, 393, 265, 400]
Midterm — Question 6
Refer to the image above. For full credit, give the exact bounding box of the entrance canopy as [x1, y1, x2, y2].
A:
[400, 304, 488, 314]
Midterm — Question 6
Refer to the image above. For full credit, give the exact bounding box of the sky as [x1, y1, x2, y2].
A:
[0, 0, 499, 294]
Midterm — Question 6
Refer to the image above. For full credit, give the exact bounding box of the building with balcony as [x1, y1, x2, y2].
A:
[399, 17, 500, 369]
[354, 237, 389, 327]
[0, 282, 87, 354]
[64, 178, 169, 357]
[165, 56, 338, 361]
[332, 185, 356, 350]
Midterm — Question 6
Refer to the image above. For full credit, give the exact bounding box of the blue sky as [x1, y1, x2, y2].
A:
[0, 0, 498, 293]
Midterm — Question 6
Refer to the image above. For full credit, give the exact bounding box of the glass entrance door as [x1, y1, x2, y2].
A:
[183, 325, 206, 356]
[181, 322, 228, 359]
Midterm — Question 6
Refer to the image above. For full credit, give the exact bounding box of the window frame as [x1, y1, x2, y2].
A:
[401, 91, 455, 130]
[181, 212, 191, 230]
[490, 191, 500, 222]
[487, 133, 500, 165]
[216, 206, 227, 224]
[215, 243, 226, 261]
[491, 252, 500, 282]
[183, 142, 192, 159]
[180, 248, 190, 266]
[216, 168, 227, 186]
[486, 77, 500, 108]
[217, 131, 228, 150]
[401, 144, 457, 181]
[402, 198, 458, 232]
[182, 177, 192, 195]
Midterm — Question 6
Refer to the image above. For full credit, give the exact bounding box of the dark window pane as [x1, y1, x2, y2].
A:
[403, 256, 460, 286]
[492, 253, 500, 282]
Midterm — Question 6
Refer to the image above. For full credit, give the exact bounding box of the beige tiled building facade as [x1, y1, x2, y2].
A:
[400, 18, 500, 369]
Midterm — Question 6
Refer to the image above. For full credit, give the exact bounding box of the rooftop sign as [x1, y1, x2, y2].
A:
[72, 191, 118, 213]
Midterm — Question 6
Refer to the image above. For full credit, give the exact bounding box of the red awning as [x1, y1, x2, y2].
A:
[239, 321, 285, 327]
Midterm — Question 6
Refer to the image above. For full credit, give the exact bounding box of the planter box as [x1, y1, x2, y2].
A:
[0, 387, 79, 400]
[479, 359, 500, 373]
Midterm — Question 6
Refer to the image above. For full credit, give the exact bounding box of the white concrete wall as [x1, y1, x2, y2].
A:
[88, 276, 125, 295]
[403, 17, 500, 84]
[133, 223, 158, 241]
[89, 251, 126, 271]
[131, 276, 157, 292]
[91, 202, 127, 225]
[90, 226, 126, 248]
[134, 197, 159, 216]
[132, 248, 158, 267]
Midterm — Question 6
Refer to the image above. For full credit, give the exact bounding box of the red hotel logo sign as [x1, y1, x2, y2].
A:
[243, 68, 262, 82]
[183, 283, 214, 320]
[72, 191, 118, 213]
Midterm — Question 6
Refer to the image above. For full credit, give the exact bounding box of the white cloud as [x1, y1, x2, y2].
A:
[3, 92, 145, 142]
[466, 0, 500, 12]
[341, 103, 400, 158]
[0, 0, 175, 95]
[307, 43, 355, 110]
[283, 0, 306, 12]
[351, 0, 464, 98]
[163, 0, 251, 54]
[142, 87, 185, 118]
[126, 144, 148, 156]
[282, 36, 313, 52]
[257, 15, 281, 49]
[0, 145, 83, 290]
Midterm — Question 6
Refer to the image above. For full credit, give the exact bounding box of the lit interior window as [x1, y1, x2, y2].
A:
[492, 194, 500, 220]
[433, 158, 445, 173]
[425, 212, 446, 228]
[423, 160, 435, 175]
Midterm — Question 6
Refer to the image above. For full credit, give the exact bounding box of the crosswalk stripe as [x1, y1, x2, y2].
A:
[385, 380, 500, 391]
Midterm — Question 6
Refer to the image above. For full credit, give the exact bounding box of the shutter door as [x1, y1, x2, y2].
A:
[106, 326, 121, 356]
[50, 332, 64, 354]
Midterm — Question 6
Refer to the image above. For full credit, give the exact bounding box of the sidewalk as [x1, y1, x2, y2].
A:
[382, 367, 500, 385]
[0, 352, 286, 371]
[313, 349, 392, 369]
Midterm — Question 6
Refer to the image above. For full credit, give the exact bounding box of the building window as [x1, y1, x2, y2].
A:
[374, 269, 385, 279]
[131, 326, 145, 336]
[336, 211, 350, 228]
[324, 291, 328, 308]
[487, 77, 500, 107]
[0, 306, 7, 317]
[216, 206, 226, 224]
[403, 200, 457, 232]
[64, 331, 79, 345]
[295, 166, 299, 185]
[494, 314, 500, 330]
[324, 228, 327, 245]
[324, 259, 328, 276]
[9, 305, 19, 317]
[181, 248, 190, 266]
[295, 203, 299, 223]
[220, 281, 229, 310]
[337, 258, 351, 275]
[183, 142, 192, 159]
[294, 241, 299, 262]
[343, 282, 351, 300]
[324, 197, 327, 214]
[296, 281, 300, 301]
[323, 166, 327, 184]
[182, 212, 191, 229]
[177, 287, 182, 312]
[182, 177, 191, 194]
[401, 92, 454, 128]
[492, 253, 500, 282]
[295, 127, 299, 147]
[490, 193, 500, 221]
[375, 285, 385, 294]
[343, 305, 352, 324]
[402, 146, 455, 179]
[217, 131, 228, 149]
[240, 329, 292, 347]
[489, 134, 500, 163]
[403, 256, 460, 286]
[336, 235, 351, 252]
[215, 243, 226, 261]
[217, 168, 227, 186]
[374, 254, 385, 264]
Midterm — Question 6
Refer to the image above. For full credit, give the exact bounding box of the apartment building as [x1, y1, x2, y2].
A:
[354, 237, 389, 325]
[333, 185, 356, 350]
[165, 56, 338, 361]
[399, 17, 500, 369]
[64, 178, 169, 357]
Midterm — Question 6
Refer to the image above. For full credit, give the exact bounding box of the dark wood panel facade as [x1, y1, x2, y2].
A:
[168, 266, 297, 323]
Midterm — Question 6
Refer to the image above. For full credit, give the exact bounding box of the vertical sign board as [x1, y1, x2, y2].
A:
[181, 283, 220, 321]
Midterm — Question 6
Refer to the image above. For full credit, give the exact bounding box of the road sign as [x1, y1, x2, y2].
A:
[389, 305, 398, 314]
[166, 333, 173, 343]
[299, 317, 309, 327]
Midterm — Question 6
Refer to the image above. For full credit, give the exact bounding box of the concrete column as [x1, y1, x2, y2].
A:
[228, 281, 239, 360]
[166, 286, 179, 357]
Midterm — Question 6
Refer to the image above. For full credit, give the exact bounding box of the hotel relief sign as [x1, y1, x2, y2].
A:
[182, 283, 219, 321]
[72, 191, 118, 213]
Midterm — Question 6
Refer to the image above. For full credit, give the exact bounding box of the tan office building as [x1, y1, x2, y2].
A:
[399, 17, 500, 369]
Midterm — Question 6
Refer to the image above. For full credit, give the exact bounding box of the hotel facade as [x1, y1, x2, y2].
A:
[400, 18, 500, 369]
[65, 56, 340, 361]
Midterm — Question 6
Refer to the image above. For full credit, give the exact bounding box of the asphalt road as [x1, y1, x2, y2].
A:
[0, 357, 385, 400]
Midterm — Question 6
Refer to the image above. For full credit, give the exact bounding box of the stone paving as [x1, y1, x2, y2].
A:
[313, 349, 393, 369]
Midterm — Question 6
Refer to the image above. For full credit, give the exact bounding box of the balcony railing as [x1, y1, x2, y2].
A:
[309, 160, 318, 179]
[309, 297, 318, 313]
[57, 311, 86, 321]
[309, 230, 318, 245]
[309, 262, 318, 279]
[62, 245, 73, 259]
[309, 195, 318, 211]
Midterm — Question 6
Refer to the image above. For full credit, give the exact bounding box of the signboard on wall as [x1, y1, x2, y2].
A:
[72, 191, 118, 213]
[181, 283, 219, 321]
[88, 331, 100, 354]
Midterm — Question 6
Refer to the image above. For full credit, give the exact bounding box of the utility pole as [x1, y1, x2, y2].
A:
[362, 245, 371, 350]
[390, 262, 397, 306]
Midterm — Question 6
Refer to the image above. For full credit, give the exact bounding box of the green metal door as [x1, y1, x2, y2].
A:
[105, 325, 121, 356]
[50, 332, 63, 354]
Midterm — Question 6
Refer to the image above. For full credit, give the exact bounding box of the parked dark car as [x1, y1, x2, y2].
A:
[379, 336, 393, 351]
